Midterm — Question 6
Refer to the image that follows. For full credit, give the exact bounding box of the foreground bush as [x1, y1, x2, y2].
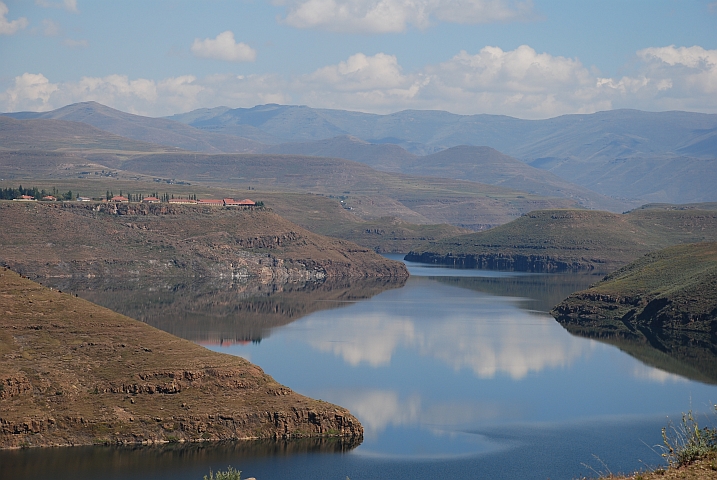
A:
[662, 407, 717, 467]
[204, 466, 241, 480]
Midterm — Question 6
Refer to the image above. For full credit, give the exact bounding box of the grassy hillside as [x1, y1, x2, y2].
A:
[0, 201, 408, 279]
[0, 268, 363, 448]
[406, 209, 717, 272]
[551, 242, 717, 384]
[0, 175, 468, 253]
[265, 141, 630, 212]
[114, 151, 580, 228]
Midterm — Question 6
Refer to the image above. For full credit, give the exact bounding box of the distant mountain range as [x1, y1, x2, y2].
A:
[4, 101, 716, 206]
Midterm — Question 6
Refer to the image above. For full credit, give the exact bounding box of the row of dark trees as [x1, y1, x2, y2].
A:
[0, 186, 75, 201]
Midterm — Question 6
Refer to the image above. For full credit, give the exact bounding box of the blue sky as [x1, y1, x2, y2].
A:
[1, 0, 716, 118]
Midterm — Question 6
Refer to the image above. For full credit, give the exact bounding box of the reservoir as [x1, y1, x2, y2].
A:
[4, 256, 717, 479]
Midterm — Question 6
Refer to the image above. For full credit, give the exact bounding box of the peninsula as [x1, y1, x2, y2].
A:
[0, 268, 363, 449]
[406, 208, 717, 272]
[551, 242, 717, 383]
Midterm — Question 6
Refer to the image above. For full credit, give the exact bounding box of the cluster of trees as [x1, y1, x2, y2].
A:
[105, 191, 170, 202]
[0, 186, 75, 200]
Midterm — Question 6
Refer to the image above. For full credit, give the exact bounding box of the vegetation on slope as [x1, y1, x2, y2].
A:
[0, 269, 363, 449]
[551, 242, 717, 384]
[406, 209, 717, 272]
[0, 201, 408, 280]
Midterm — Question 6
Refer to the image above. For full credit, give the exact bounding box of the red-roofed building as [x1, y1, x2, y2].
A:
[237, 199, 256, 206]
[198, 199, 224, 206]
[41, 195, 56, 201]
[142, 196, 161, 203]
[168, 198, 197, 204]
[110, 195, 129, 203]
[13, 195, 36, 201]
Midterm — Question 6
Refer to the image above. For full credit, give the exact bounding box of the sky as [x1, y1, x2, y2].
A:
[1, 0, 716, 118]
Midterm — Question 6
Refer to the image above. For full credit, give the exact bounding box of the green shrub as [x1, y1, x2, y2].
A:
[661, 407, 717, 467]
[203, 466, 241, 480]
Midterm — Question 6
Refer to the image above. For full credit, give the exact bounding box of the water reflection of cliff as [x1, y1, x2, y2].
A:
[40, 276, 406, 344]
[0, 437, 361, 480]
[558, 324, 717, 385]
[429, 273, 602, 313]
[429, 274, 717, 385]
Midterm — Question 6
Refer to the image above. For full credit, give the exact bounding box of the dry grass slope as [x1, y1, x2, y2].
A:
[0, 269, 363, 449]
[0, 201, 408, 280]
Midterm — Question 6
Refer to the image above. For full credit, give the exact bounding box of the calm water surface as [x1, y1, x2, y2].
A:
[4, 256, 717, 480]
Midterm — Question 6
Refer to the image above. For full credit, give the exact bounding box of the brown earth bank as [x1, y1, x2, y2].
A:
[406, 209, 717, 272]
[0, 269, 363, 449]
[596, 452, 717, 479]
[0, 201, 408, 280]
[551, 242, 717, 384]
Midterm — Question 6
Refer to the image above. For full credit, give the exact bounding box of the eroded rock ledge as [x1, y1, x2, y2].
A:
[0, 201, 408, 280]
[404, 251, 599, 272]
[0, 269, 363, 449]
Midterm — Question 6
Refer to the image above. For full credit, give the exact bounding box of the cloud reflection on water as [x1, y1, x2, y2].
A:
[324, 389, 517, 437]
[292, 279, 593, 379]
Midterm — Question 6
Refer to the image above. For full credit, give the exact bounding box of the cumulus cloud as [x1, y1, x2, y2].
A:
[599, 45, 717, 112]
[191, 31, 257, 62]
[3, 44, 717, 118]
[35, 0, 78, 13]
[0, 1, 29, 35]
[0, 73, 58, 112]
[276, 0, 536, 33]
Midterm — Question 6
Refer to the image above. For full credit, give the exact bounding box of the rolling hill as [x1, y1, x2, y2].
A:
[167, 104, 717, 204]
[4, 101, 263, 154]
[406, 208, 717, 272]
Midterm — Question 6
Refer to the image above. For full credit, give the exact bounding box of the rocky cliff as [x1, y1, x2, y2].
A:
[0, 201, 408, 280]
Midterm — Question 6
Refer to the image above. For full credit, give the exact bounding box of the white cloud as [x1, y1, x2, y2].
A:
[3, 44, 717, 118]
[0, 73, 58, 112]
[276, 0, 536, 33]
[191, 31, 257, 63]
[42, 19, 61, 36]
[35, 0, 78, 13]
[0, 1, 28, 35]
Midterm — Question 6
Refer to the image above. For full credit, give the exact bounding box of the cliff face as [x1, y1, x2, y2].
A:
[0, 269, 363, 449]
[404, 251, 597, 272]
[0, 202, 408, 280]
